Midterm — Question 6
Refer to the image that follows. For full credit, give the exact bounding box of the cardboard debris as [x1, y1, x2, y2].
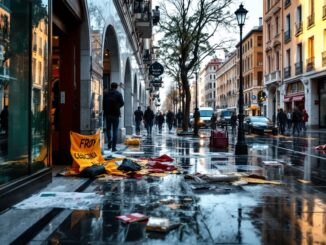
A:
[297, 179, 311, 184]
[14, 192, 103, 210]
[240, 177, 282, 185]
[146, 217, 180, 232]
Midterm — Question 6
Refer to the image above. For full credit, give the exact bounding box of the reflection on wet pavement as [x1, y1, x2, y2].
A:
[45, 127, 326, 244]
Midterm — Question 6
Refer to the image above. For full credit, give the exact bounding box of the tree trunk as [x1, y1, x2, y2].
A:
[181, 72, 190, 131]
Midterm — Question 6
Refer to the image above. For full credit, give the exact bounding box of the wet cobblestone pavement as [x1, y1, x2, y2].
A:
[37, 127, 326, 244]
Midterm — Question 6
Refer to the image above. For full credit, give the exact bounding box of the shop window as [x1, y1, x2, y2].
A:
[0, 0, 49, 186]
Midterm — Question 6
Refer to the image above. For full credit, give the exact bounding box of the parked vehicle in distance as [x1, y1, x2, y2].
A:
[243, 116, 278, 135]
[216, 108, 236, 127]
[198, 107, 214, 128]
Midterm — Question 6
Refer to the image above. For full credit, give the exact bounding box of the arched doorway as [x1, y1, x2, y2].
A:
[103, 25, 120, 91]
[124, 58, 133, 134]
[51, 0, 90, 164]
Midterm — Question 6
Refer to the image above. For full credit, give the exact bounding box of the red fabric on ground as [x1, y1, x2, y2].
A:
[147, 161, 177, 171]
[149, 154, 174, 162]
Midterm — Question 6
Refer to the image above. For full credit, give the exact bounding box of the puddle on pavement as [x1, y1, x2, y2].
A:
[45, 128, 326, 244]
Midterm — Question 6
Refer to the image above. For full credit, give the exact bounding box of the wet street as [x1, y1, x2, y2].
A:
[7, 126, 326, 244]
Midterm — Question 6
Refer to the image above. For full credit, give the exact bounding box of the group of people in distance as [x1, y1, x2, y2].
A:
[277, 107, 309, 135]
[133, 107, 184, 136]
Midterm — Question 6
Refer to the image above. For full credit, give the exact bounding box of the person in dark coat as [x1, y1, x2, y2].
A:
[176, 109, 183, 128]
[302, 109, 309, 131]
[166, 110, 175, 131]
[277, 108, 287, 134]
[230, 112, 237, 134]
[291, 107, 301, 135]
[103, 82, 124, 151]
[156, 111, 165, 133]
[134, 106, 143, 135]
[143, 106, 155, 136]
[210, 113, 217, 130]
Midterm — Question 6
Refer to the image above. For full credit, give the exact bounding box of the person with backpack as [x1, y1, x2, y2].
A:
[103, 82, 124, 151]
[134, 106, 143, 135]
[143, 106, 155, 136]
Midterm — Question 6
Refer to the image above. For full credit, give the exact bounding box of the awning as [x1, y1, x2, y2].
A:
[283, 97, 292, 102]
[292, 95, 305, 102]
[250, 105, 259, 110]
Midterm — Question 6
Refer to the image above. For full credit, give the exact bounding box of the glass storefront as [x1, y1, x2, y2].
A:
[0, 0, 49, 186]
[319, 80, 326, 128]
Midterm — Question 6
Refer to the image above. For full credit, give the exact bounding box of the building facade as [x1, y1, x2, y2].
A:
[263, 0, 326, 127]
[216, 52, 238, 110]
[0, 0, 155, 211]
[263, 0, 283, 120]
[240, 25, 264, 116]
[202, 58, 222, 109]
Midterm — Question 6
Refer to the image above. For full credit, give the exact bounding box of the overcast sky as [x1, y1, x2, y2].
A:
[154, 0, 263, 106]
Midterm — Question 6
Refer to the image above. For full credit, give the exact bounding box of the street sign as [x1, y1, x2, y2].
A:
[149, 62, 164, 77]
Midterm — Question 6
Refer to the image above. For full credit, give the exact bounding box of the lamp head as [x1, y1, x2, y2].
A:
[235, 4, 248, 26]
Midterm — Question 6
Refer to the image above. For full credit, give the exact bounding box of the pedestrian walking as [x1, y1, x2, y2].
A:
[0, 105, 8, 135]
[291, 108, 301, 135]
[134, 106, 143, 135]
[302, 109, 309, 131]
[143, 106, 155, 136]
[286, 110, 292, 130]
[230, 112, 237, 135]
[176, 109, 183, 128]
[277, 108, 287, 134]
[156, 111, 165, 133]
[103, 82, 124, 151]
[166, 110, 175, 131]
[210, 113, 217, 130]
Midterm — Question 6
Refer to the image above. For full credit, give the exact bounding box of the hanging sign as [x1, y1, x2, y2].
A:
[149, 62, 164, 77]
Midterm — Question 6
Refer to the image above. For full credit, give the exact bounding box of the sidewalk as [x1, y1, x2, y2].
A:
[1, 126, 326, 244]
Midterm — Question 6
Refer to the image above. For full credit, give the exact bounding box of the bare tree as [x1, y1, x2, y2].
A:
[158, 0, 235, 131]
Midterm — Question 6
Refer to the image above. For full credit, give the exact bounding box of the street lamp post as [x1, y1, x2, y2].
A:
[193, 67, 200, 136]
[235, 4, 248, 155]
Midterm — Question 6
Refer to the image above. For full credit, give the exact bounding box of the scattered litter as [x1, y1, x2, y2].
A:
[146, 217, 180, 232]
[149, 154, 174, 162]
[116, 213, 149, 223]
[96, 175, 126, 182]
[240, 177, 282, 185]
[185, 173, 239, 183]
[124, 138, 141, 145]
[14, 192, 103, 210]
[298, 179, 311, 184]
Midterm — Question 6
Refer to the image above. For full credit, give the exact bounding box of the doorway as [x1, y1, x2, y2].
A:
[51, 2, 81, 164]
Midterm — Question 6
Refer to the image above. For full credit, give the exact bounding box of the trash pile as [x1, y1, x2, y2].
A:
[60, 131, 179, 179]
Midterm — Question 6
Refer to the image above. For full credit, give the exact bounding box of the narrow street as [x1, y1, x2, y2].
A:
[1, 125, 326, 244]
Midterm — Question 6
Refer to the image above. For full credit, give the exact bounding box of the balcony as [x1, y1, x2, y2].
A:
[322, 51, 326, 67]
[306, 57, 315, 72]
[284, 30, 291, 43]
[323, 5, 326, 20]
[134, 1, 152, 38]
[284, 0, 291, 8]
[295, 22, 302, 35]
[307, 13, 315, 29]
[295, 61, 303, 75]
[284, 66, 291, 79]
[265, 70, 280, 85]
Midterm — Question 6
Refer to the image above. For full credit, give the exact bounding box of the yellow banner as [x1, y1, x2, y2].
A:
[70, 131, 126, 176]
[70, 131, 105, 172]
